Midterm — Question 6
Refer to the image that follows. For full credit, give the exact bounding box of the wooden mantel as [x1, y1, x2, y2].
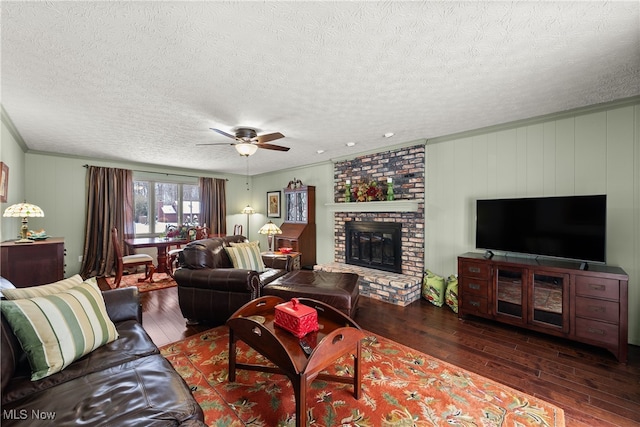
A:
[324, 200, 423, 213]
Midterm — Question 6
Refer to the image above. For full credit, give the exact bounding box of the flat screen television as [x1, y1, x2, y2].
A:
[475, 195, 606, 263]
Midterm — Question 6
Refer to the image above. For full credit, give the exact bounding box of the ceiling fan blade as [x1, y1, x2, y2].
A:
[255, 132, 284, 144]
[210, 128, 238, 140]
[195, 142, 235, 146]
[257, 143, 290, 152]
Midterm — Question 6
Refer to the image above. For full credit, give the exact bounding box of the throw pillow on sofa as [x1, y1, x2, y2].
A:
[0, 276, 16, 298]
[225, 244, 265, 272]
[229, 240, 260, 248]
[421, 270, 445, 307]
[445, 274, 459, 313]
[0, 277, 118, 380]
[2, 274, 84, 300]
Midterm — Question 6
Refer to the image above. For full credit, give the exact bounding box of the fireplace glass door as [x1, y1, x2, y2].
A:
[350, 231, 394, 265]
[345, 221, 402, 273]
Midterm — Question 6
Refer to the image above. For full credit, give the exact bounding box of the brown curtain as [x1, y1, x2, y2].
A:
[199, 177, 226, 235]
[80, 166, 133, 278]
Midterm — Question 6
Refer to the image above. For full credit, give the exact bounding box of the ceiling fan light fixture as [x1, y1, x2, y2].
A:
[235, 143, 258, 156]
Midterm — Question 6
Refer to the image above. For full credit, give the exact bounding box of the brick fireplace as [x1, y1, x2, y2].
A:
[315, 144, 426, 306]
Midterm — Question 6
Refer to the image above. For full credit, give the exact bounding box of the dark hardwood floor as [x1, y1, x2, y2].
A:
[139, 286, 639, 427]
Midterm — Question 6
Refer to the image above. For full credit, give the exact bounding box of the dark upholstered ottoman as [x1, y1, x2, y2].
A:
[262, 270, 360, 317]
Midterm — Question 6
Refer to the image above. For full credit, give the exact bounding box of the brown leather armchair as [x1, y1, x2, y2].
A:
[173, 235, 291, 325]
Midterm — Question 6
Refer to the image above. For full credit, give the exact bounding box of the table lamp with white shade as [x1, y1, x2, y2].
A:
[258, 220, 282, 253]
[3, 202, 45, 243]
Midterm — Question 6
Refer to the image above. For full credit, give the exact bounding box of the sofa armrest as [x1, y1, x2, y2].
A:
[102, 287, 142, 324]
[174, 268, 261, 298]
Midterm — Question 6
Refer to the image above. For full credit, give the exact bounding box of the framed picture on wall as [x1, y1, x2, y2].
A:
[267, 190, 281, 218]
[0, 162, 8, 203]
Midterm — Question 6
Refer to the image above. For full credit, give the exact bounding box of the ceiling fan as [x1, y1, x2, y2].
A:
[197, 127, 289, 156]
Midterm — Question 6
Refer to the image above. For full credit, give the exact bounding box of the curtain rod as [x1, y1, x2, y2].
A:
[82, 164, 228, 181]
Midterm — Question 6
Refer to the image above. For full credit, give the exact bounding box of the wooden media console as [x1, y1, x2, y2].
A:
[458, 252, 629, 362]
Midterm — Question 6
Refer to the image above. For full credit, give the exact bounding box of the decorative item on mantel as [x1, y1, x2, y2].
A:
[342, 177, 396, 202]
[345, 180, 351, 202]
[354, 179, 385, 202]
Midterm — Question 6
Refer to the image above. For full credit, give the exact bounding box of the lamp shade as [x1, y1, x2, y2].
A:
[3, 202, 45, 218]
[235, 143, 258, 156]
[241, 205, 255, 215]
[258, 221, 282, 235]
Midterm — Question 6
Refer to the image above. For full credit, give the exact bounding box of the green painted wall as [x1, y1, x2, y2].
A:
[425, 100, 640, 345]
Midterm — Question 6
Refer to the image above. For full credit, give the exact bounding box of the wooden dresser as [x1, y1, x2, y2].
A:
[1, 238, 66, 287]
[458, 252, 629, 362]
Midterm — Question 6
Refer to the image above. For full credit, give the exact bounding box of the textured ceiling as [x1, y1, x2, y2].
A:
[2, 1, 639, 176]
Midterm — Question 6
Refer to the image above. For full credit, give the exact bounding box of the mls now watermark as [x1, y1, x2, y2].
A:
[3, 409, 57, 421]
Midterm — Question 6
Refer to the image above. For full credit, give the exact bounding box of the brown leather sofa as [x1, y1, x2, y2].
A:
[1, 287, 205, 426]
[174, 236, 291, 326]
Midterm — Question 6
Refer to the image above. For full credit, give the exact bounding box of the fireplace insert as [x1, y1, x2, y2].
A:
[345, 221, 402, 273]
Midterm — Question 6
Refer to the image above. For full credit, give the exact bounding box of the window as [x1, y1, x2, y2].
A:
[134, 178, 200, 236]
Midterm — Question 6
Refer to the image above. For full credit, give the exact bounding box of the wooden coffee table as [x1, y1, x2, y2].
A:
[226, 296, 365, 427]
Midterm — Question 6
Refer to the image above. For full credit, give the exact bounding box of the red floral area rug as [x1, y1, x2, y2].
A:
[105, 272, 176, 292]
[160, 327, 565, 427]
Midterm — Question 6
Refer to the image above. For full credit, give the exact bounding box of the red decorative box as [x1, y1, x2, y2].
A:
[274, 298, 319, 338]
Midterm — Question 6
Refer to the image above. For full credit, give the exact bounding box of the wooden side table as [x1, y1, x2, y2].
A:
[261, 251, 301, 271]
[227, 296, 365, 427]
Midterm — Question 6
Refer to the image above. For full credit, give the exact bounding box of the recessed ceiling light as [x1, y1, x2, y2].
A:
[383, 132, 395, 138]
[346, 142, 356, 147]
[316, 149, 325, 154]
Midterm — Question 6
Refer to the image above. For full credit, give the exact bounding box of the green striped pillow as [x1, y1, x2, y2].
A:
[230, 240, 260, 248]
[0, 278, 118, 380]
[2, 274, 84, 300]
[225, 244, 265, 272]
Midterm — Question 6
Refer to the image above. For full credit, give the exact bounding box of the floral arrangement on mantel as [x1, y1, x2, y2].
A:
[345, 178, 393, 202]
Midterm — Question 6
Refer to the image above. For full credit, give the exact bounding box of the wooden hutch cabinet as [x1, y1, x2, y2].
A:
[275, 185, 316, 268]
[458, 252, 629, 363]
[1, 238, 66, 287]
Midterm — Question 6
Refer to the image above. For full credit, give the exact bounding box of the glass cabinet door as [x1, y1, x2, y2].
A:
[286, 193, 297, 222]
[285, 190, 308, 223]
[531, 272, 568, 332]
[495, 267, 526, 324]
[297, 192, 307, 222]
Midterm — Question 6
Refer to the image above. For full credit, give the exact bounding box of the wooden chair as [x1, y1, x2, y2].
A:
[167, 247, 183, 278]
[111, 227, 155, 287]
[233, 224, 243, 235]
[188, 225, 210, 240]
